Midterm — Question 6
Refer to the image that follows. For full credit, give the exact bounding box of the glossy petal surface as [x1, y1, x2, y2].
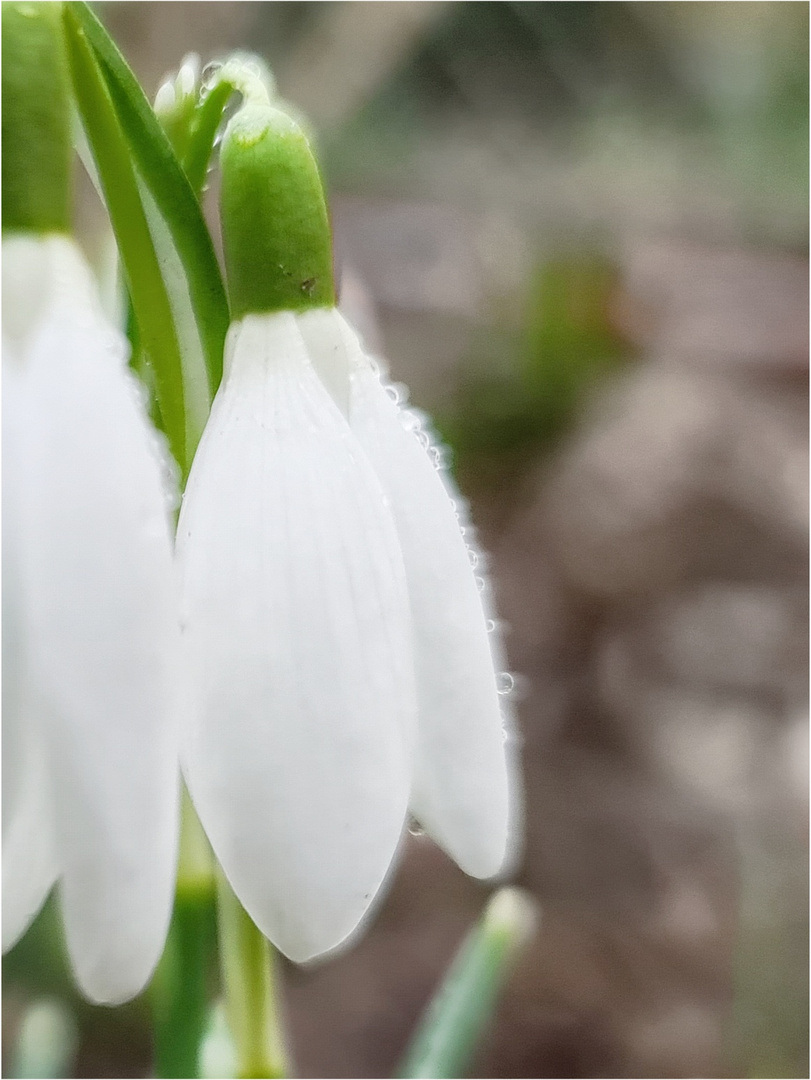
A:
[301, 309, 516, 878]
[178, 312, 414, 962]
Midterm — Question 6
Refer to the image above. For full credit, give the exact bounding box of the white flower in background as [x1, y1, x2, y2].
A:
[2, 234, 181, 1004]
[178, 307, 519, 963]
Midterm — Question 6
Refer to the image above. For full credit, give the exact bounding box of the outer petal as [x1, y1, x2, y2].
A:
[2, 234, 56, 354]
[177, 312, 415, 962]
[2, 345, 58, 950]
[2, 720, 57, 952]
[300, 308, 518, 879]
[20, 239, 181, 1004]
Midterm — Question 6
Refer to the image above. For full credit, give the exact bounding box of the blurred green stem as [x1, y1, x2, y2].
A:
[217, 870, 290, 1079]
[153, 792, 217, 1079]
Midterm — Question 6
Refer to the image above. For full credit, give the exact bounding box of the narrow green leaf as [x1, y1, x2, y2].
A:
[397, 889, 538, 1079]
[184, 80, 236, 197]
[67, 0, 229, 439]
[62, 5, 188, 475]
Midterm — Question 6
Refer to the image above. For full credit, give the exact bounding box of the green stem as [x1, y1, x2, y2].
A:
[152, 795, 217, 1079]
[216, 871, 290, 1079]
[2, 1, 72, 234]
[153, 891, 216, 1078]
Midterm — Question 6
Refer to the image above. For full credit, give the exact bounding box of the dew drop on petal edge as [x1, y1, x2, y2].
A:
[497, 672, 515, 696]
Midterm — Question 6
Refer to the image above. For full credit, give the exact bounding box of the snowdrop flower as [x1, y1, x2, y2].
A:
[178, 98, 519, 962]
[2, 4, 180, 1004]
[3, 233, 182, 1005]
[299, 308, 516, 878]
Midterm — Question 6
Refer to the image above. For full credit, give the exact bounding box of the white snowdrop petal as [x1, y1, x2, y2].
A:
[301, 309, 516, 879]
[294, 305, 352, 418]
[2, 235, 52, 353]
[2, 341, 59, 952]
[2, 719, 58, 951]
[178, 312, 414, 962]
[21, 244, 181, 1003]
[3, 343, 32, 831]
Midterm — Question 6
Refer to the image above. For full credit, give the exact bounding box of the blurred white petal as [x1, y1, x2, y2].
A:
[301, 309, 516, 878]
[15, 238, 180, 1003]
[3, 342, 32, 830]
[2, 717, 58, 951]
[178, 312, 415, 961]
[2, 342, 58, 950]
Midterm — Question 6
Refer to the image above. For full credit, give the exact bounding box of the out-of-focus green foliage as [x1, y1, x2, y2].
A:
[4, 899, 152, 1077]
[436, 251, 631, 484]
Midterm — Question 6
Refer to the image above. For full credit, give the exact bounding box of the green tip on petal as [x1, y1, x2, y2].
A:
[220, 103, 335, 319]
[2, 1, 72, 234]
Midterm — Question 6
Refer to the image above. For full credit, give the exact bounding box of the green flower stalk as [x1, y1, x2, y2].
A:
[2, 1, 71, 233]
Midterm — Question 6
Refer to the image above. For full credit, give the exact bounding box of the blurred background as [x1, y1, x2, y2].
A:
[3, 3, 808, 1077]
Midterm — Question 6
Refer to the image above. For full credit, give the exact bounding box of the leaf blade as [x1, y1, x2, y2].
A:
[397, 889, 538, 1079]
[67, 1, 230, 449]
[62, 4, 188, 475]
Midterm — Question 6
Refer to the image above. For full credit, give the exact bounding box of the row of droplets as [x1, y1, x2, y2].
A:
[376, 358, 518, 709]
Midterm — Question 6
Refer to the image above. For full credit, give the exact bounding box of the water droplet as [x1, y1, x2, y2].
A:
[417, 430, 431, 450]
[468, 549, 479, 569]
[430, 446, 444, 470]
[202, 61, 223, 89]
[407, 818, 425, 838]
[485, 619, 496, 633]
[497, 672, 515, 696]
[475, 576, 486, 593]
[385, 384, 400, 404]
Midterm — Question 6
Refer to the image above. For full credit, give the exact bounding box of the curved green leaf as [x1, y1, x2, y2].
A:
[63, 5, 188, 475]
[184, 80, 236, 198]
[66, 1, 230, 452]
